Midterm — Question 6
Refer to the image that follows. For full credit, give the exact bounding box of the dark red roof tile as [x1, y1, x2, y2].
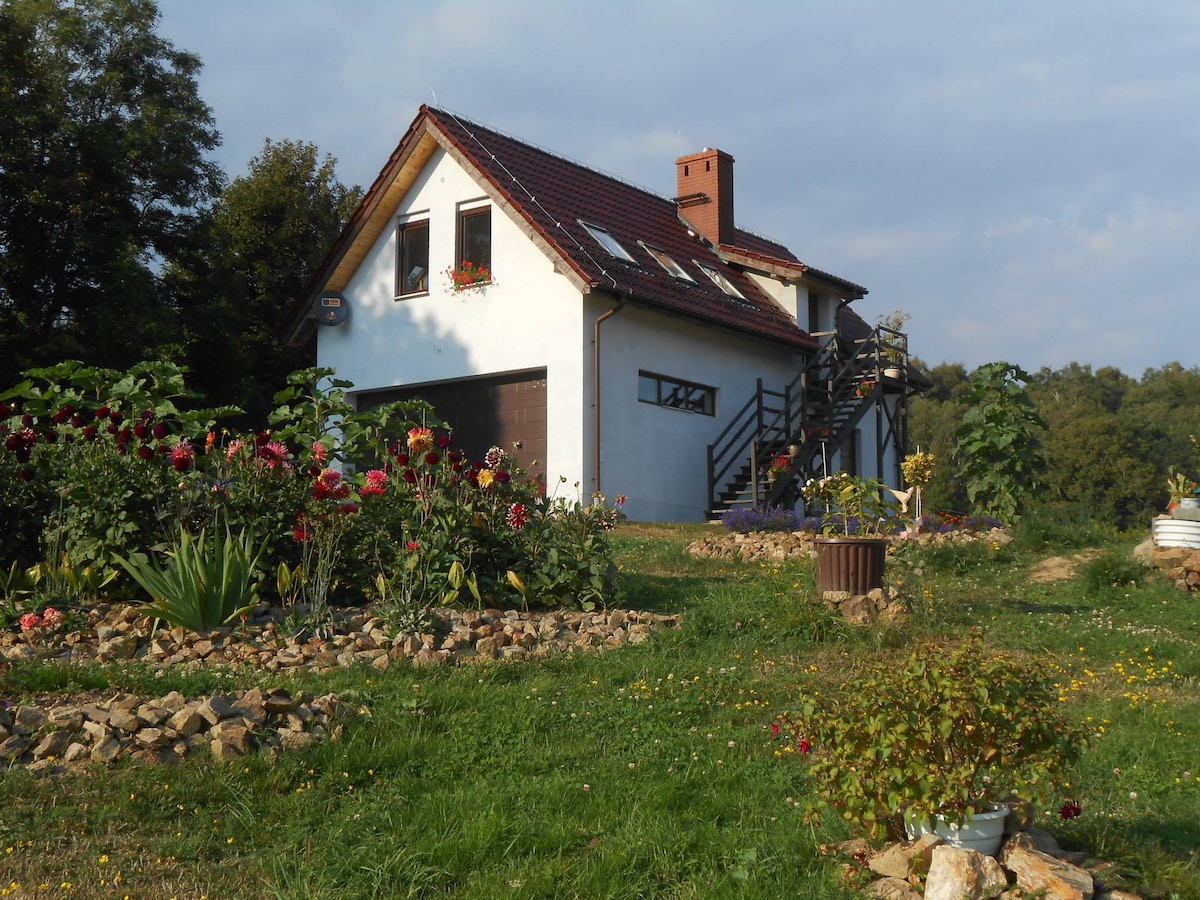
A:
[293, 107, 869, 351]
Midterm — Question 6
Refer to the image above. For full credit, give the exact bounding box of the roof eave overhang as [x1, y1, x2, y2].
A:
[591, 285, 818, 354]
[717, 245, 868, 301]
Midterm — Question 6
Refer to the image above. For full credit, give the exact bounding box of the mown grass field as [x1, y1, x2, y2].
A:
[2, 520, 1198, 898]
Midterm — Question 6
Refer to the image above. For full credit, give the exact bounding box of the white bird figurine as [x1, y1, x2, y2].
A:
[888, 486, 916, 515]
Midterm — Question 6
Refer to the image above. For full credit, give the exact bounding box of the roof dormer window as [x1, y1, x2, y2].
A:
[695, 261, 750, 304]
[640, 242, 693, 281]
[580, 221, 636, 262]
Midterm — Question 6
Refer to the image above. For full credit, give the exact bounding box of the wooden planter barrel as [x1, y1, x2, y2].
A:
[814, 537, 888, 594]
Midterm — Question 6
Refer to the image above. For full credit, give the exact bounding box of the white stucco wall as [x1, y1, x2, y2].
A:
[316, 146, 587, 489]
[587, 299, 802, 522]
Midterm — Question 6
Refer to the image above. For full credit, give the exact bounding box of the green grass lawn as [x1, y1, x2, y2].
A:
[2, 522, 1198, 898]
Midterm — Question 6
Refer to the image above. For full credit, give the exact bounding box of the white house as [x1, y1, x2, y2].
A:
[283, 106, 923, 522]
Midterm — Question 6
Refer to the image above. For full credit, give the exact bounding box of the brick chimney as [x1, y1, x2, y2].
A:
[675, 148, 734, 247]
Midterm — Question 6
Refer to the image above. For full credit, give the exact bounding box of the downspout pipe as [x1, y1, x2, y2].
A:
[593, 296, 626, 495]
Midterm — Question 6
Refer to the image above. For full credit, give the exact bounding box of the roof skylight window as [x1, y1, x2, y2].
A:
[640, 242, 693, 281]
[580, 221, 636, 262]
[695, 262, 752, 305]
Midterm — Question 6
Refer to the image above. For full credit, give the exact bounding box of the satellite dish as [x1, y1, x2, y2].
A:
[316, 291, 349, 326]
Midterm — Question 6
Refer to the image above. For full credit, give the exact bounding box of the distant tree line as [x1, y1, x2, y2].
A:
[910, 359, 1200, 530]
[0, 0, 361, 422]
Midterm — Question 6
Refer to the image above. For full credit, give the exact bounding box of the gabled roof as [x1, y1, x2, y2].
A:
[286, 107, 864, 349]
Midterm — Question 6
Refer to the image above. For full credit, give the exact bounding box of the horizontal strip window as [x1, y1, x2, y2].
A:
[638, 371, 715, 416]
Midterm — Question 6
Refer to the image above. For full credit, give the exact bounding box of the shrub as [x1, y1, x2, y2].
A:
[118, 526, 268, 632]
[721, 505, 799, 533]
[775, 634, 1088, 840]
[2, 362, 627, 618]
[1078, 547, 1144, 592]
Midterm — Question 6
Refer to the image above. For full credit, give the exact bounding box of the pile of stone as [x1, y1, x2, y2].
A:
[1146, 544, 1200, 592]
[686, 529, 817, 562]
[1, 603, 680, 770]
[0, 686, 352, 772]
[1, 603, 682, 671]
[833, 820, 1140, 900]
[820, 587, 907, 627]
[685, 525, 1011, 563]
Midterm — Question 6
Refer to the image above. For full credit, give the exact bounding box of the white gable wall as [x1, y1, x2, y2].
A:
[317, 146, 587, 488]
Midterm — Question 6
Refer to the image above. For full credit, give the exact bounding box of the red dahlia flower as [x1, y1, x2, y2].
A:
[506, 502, 529, 530]
[361, 469, 387, 496]
[170, 444, 195, 472]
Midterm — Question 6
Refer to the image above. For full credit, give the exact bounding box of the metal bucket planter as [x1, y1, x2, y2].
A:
[814, 537, 888, 594]
[904, 804, 1010, 857]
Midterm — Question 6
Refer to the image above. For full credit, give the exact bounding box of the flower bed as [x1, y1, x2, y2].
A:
[1, 362, 626, 645]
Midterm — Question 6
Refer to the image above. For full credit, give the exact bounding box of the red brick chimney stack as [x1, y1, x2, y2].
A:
[675, 148, 734, 247]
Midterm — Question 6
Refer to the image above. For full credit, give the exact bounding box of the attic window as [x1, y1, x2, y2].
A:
[580, 221, 636, 262]
[458, 205, 492, 271]
[695, 261, 752, 306]
[395, 219, 429, 297]
[639, 242, 693, 281]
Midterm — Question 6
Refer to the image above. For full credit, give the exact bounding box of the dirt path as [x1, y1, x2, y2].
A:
[1028, 549, 1102, 583]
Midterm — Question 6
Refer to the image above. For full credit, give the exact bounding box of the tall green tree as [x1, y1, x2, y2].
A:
[907, 360, 970, 512]
[174, 139, 361, 420]
[954, 361, 1047, 523]
[0, 0, 222, 387]
[1026, 363, 1156, 528]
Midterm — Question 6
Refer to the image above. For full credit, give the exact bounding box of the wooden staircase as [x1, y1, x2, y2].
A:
[706, 326, 910, 520]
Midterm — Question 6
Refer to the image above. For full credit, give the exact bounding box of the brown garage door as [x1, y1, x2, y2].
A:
[358, 369, 547, 484]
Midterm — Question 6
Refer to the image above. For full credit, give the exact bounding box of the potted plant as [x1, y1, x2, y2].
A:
[855, 379, 875, 399]
[444, 260, 493, 293]
[801, 472, 899, 593]
[1155, 464, 1200, 548]
[765, 453, 791, 483]
[773, 634, 1088, 855]
[876, 308, 909, 376]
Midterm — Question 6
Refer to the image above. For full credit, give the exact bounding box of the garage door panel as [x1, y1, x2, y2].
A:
[359, 369, 547, 486]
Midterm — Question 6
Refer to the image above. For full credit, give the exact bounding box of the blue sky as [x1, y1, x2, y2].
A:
[157, 0, 1200, 378]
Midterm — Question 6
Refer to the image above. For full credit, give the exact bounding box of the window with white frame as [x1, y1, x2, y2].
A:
[638, 371, 715, 416]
